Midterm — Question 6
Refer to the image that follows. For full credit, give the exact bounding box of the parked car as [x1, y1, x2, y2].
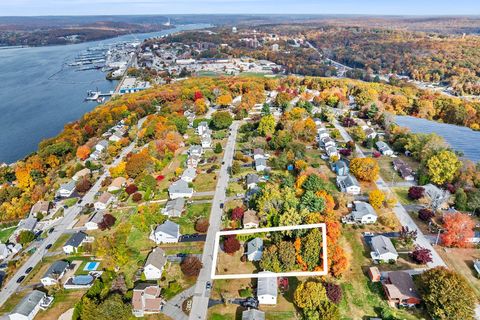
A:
[206, 281, 212, 290]
[16, 276, 25, 283]
[48, 228, 55, 234]
[45, 243, 52, 249]
[220, 203, 224, 209]
[25, 267, 33, 274]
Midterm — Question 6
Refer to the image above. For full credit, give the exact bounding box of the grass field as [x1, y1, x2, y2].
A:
[393, 187, 415, 205]
[173, 203, 212, 235]
[194, 173, 218, 192]
[0, 226, 16, 243]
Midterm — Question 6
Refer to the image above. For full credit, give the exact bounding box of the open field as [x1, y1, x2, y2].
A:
[173, 202, 211, 235]
[0, 226, 16, 243]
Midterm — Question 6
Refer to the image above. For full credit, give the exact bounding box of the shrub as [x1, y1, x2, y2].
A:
[156, 175, 165, 181]
[195, 218, 209, 233]
[418, 208, 435, 222]
[125, 184, 138, 195]
[231, 206, 245, 221]
[180, 255, 203, 277]
[323, 282, 343, 304]
[132, 192, 142, 202]
[339, 149, 352, 157]
[223, 235, 241, 254]
[410, 246, 433, 264]
[408, 186, 425, 200]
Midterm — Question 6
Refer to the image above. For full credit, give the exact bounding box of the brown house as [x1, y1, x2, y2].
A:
[383, 271, 421, 307]
[132, 283, 164, 317]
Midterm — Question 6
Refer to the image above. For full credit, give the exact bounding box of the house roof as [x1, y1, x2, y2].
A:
[109, 177, 126, 189]
[30, 201, 50, 214]
[253, 148, 264, 156]
[154, 220, 180, 238]
[337, 174, 359, 189]
[169, 179, 192, 195]
[97, 192, 113, 204]
[247, 238, 263, 256]
[18, 217, 37, 231]
[242, 309, 265, 320]
[257, 271, 277, 297]
[132, 284, 162, 312]
[88, 210, 105, 224]
[145, 248, 167, 270]
[42, 260, 69, 279]
[386, 271, 420, 300]
[376, 141, 390, 150]
[11, 290, 46, 316]
[65, 232, 87, 248]
[73, 168, 90, 179]
[352, 201, 377, 219]
[182, 167, 197, 180]
[97, 140, 108, 148]
[164, 198, 185, 217]
[246, 174, 259, 185]
[371, 235, 398, 256]
[243, 210, 259, 225]
[60, 180, 76, 192]
[255, 158, 267, 167]
[189, 145, 203, 154]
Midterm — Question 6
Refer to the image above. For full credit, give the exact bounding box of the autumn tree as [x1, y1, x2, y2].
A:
[260, 245, 282, 273]
[441, 212, 475, 248]
[426, 150, 461, 185]
[216, 94, 233, 107]
[231, 206, 245, 221]
[302, 228, 322, 270]
[418, 208, 435, 222]
[211, 111, 233, 130]
[195, 218, 209, 233]
[109, 162, 126, 178]
[125, 184, 138, 195]
[258, 114, 276, 136]
[349, 158, 379, 182]
[278, 241, 296, 271]
[76, 145, 91, 160]
[181, 255, 203, 277]
[76, 177, 92, 193]
[419, 267, 476, 320]
[408, 186, 425, 200]
[99, 214, 116, 231]
[294, 280, 327, 311]
[132, 192, 142, 202]
[368, 189, 385, 210]
[125, 150, 153, 178]
[409, 246, 432, 264]
[323, 282, 343, 304]
[17, 230, 35, 245]
[223, 235, 241, 254]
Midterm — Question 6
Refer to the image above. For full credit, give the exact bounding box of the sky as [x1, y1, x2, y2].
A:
[0, 0, 479, 16]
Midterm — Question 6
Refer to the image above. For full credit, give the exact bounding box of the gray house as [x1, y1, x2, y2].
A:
[342, 201, 378, 224]
[9, 290, 49, 320]
[246, 238, 263, 261]
[40, 260, 69, 286]
[63, 232, 87, 255]
[162, 198, 185, 217]
[246, 173, 260, 189]
[370, 235, 398, 263]
[336, 174, 361, 195]
[242, 309, 265, 320]
[168, 180, 193, 200]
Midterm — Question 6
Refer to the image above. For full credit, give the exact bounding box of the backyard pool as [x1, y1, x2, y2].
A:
[83, 261, 100, 271]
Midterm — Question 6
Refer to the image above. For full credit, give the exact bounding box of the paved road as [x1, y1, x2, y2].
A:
[188, 121, 240, 320]
[0, 117, 146, 308]
[333, 120, 446, 268]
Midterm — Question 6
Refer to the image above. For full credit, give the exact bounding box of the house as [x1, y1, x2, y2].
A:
[85, 211, 105, 230]
[257, 271, 277, 305]
[9, 290, 50, 320]
[108, 177, 127, 192]
[109, 129, 125, 142]
[0, 243, 10, 260]
[336, 174, 361, 195]
[132, 283, 164, 317]
[376, 141, 394, 156]
[362, 126, 377, 139]
[242, 309, 265, 320]
[201, 135, 212, 148]
[17, 217, 37, 233]
[162, 198, 185, 218]
[63, 232, 87, 254]
[150, 220, 180, 244]
[423, 183, 451, 210]
[243, 210, 259, 229]
[342, 201, 378, 224]
[332, 160, 349, 176]
[168, 180, 193, 200]
[317, 128, 329, 139]
[30, 201, 50, 218]
[72, 168, 90, 181]
[186, 155, 201, 168]
[196, 121, 209, 136]
[325, 146, 339, 158]
[368, 266, 381, 282]
[89, 150, 102, 161]
[393, 159, 414, 181]
[181, 167, 197, 183]
[58, 181, 76, 198]
[94, 192, 114, 210]
[144, 248, 167, 280]
[95, 140, 109, 152]
[188, 145, 203, 157]
[253, 148, 265, 160]
[383, 271, 421, 307]
[246, 238, 263, 261]
[255, 158, 268, 172]
[370, 235, 398, 263]
[245, 174, 260, 189]
[40, 260, 69, 286]
[320, 136, 336, 148]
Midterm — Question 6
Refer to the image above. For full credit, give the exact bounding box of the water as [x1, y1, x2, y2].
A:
[395, 116, 480, 162]
[0, 24, 210, 164]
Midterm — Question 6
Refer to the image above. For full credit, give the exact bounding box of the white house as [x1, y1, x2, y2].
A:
[63, 232, 87, 254]
[246, 238, 263, 261]
[94, 192, 114, 210]
[168, 180, 193, 200]
[370, 235, 399, 263]
[257, 271, 277, 305]
[320, 136, 336, 148]
[186, 155, 201, 168]
[201, 135, 212, 148]
[243, 210, 259, 229]
[253, 148, 265, 160]
[29, 201, 50, 218]
[150, 221, 180, 244]
[317, 128, 329, 139]
[144, 248, 167, 280]
[108, 177, 127, 192]
[336, 174, 361, 195]
[85, 211, 105, 231]
[72, 168, 90, 182]
[362, 126, 377, 139]
[325, 146, 339, 158]
[246, 174, 260, 190]
[196, 121, 209, 136]
[242, 309, 265, 320]
[95, 140, 109, 152]
[9, 290, 49, 320]
[181, 167, 197, 183]
[162, 198, 185, 218]
[17, 217, 37, 233]
[342, 201, 378, 224]
[188, 145, 204, 157]
[0, 243, 10, 260]
[376, 141, 394, 156]
[58, 181, 76, 198]
[255, 158, 268, 172]
[40, 260, 69, 286]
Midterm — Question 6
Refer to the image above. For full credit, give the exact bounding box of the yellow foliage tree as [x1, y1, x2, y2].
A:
[369, 189, 385, 210]
[350, 157, 379, 182]
[109, 161, 126, 178]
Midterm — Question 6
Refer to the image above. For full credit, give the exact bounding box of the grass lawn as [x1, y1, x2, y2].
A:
[159, 264, 196, 300]
[37, 290, 86, 320]
[64, 198, 78, 207]
[226, 182, 244, 197]
[51, 233, 71, 252]
[173, 203, 211, 235]
[0, 291, 28, 314]
[194, 173, 218, 192]
[0, 226, 16, 243]
[393, 187, 415, 205]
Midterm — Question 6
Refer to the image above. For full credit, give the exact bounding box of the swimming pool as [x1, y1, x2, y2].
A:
[72, 275, 94, 285]
[83, 261, 100, 271]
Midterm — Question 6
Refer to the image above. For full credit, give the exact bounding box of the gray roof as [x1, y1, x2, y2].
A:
[11, 290, 46, 316]
[253, 148, 264, 156]
[182, 167, 197, 180]
[255, 158, 267, 167]
[257, 271, 277, 297]
[337, 174, 359, 188]
[242, 309, 265, 320]
[189, 145, 203, 154]
[168, 180, 193, 195]
[352, 201, 377, 219]
[164, 198, 185, 217]
[65, 231, 87, 248]
[145, 248, 167, 270]
[246, 174, 259, 185]
[371, 235, 398, 256]
[42, 260, 69, 279]
[97, 140, 109, 148]
[154, 221, 180, 238]
[376, 141, 390, 149]
[88, 211, 105, 224]
[60, 180, 76, 192]
[30, 201, 50, 214]
[247, 238, 263, 256]
[18, 217, 37, 231]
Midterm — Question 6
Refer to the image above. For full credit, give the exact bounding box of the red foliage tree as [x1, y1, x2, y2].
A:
[323, 282, 343, 304]
[223, 235, 241, 254]
[441, 212, 475, 248]
[409, 246, 433, 264]
[125, 184, 138, 195]
[418, 208, 435, 222]
[408, 186, 425, 200]
[156, 175, 165, 181]
[231, 206, 245, 221]
[342, 117, 356, 127]
[76, 177, 92, 193]
[339, 149, 352, 157]
[372, 151, 381, 158]
[181, 255, 203, 277]
[98, 214, 116, 230]
[194, 91, 203, 101]
[84, 125, 95, 137]
[132, 192, 142, 202]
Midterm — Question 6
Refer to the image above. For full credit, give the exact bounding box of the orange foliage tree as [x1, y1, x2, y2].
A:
[441, 212, 475, 248]
[76, 145, 91, 160]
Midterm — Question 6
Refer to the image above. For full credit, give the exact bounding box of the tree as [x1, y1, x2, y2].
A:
[99, 214, 116, 231]
[419, 267, 476, 320]
[97, 294, 131, 320]
[260, 245, 282, 272]
[278, 241, 296, 271]
[426, 150, 461, 185]
[294, 280, 327, 310]
[195, 218, 209, 233]
[410, 246, 432, 264]
[132, 192, 142, 202]
[76, 145, 91, 160]
[350, 126, 366, 142]
[216, 94, 233, 107]
[17, 230, 35, 244]
[223, 235, 241, 254]
[454, 188, 468, 211]
[214, 143, 223, 154]
[408, 186, 425, 200]
[76, 177, 92, 193]
[125, 184, 138, 195]
[211, 111, 233, 130]
[349, 158, 379, 182]
[231, 206, 245, 221]
[368, 189, 385, 210]
[302, 228, 322, 270]
[418, 208, 435, 222]
[441, 212, 475, 248]
[300, 191, 325, 213]
[181, 255, 203, 277]
[323, 282, 342, 304]
[125, 150, 153, 178]
[258, 115, 276, 136]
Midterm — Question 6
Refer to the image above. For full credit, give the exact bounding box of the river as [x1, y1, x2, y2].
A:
[395, 116, 480, 162]
[0, 24, 210, 164]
